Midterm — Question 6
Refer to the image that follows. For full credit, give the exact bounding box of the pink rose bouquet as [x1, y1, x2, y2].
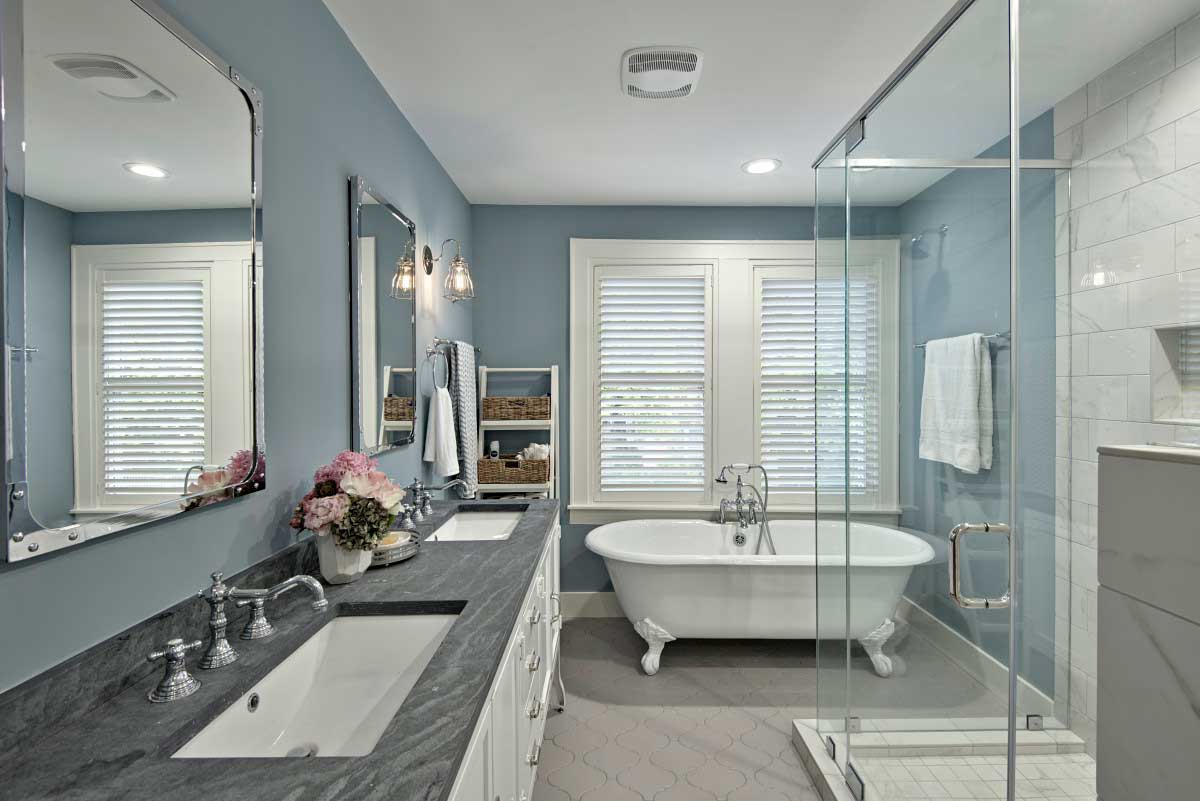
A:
[289, 450, 405, 551]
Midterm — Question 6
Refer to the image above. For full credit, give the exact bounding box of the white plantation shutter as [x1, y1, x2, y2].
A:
[758, 267, 882, 499]
[596, 270, 709, 495]
[99, 275, 208, 499]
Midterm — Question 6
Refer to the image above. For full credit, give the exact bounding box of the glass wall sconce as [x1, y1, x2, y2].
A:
[389, 241, 416, 300]
[424, 238, 475, 302]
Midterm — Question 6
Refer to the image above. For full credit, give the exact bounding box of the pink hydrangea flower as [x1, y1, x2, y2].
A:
[313, 450, 378, 484]
[226, 448, 265, 485]
[303, 492, 350, 533]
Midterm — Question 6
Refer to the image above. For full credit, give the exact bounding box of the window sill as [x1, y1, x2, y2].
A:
[568, 504, 903, 525]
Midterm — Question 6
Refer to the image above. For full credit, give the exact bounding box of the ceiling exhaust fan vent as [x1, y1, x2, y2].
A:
[50, 53, 176, 104]
[621, 47, 703, 99]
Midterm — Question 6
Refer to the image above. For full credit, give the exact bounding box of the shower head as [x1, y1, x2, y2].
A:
[911, 224, 949, 245]
[714, 463, 753, 483]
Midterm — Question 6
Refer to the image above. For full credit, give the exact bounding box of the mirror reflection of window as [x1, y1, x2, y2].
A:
[14, 0, 258, 539]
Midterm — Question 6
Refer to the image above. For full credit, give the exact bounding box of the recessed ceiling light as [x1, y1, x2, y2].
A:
[741, 158, 781, 175]
[123, 162, 168, 179]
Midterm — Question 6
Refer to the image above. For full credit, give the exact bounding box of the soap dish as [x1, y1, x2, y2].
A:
[371, 531, 419, 568]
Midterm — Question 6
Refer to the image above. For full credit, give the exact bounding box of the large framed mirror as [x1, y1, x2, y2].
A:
[349, 177, 417, 455]
[3, 0, 264, 561]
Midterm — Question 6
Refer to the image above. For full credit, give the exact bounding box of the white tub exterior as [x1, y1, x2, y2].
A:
[585, 519, 934, 675]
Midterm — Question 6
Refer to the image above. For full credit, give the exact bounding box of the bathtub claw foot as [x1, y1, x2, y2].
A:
[860, 618, 896, 678]
[633, 618, 675, 676]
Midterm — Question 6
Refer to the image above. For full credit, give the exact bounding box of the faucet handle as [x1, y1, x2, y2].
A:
[146, 638, 202, 703]
[148, 637, 202, 663]
[234, 595, 275, 639]
[201, 571, 231, 602]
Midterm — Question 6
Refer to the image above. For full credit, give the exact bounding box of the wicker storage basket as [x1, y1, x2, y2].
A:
[477, 456, 550, 485]
[383, 396, 414, 421]
[481, 396, 551, 421]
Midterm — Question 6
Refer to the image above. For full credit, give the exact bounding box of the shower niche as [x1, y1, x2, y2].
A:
[1152, 325, 1200, 425]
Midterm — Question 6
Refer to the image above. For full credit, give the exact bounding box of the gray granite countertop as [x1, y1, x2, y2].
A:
[0, 498, 560, 801]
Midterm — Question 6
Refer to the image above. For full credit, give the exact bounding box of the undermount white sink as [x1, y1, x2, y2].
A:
[173, 614, 457, 758]
[425, 511, 523, 542]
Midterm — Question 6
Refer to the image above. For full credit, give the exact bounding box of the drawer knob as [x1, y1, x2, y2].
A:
[526, 743, 541, 766]
[527, 653, 542, 672]
[527, 607, 542, 625]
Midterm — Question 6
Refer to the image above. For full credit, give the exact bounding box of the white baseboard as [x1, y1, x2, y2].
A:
[898, 597, 1057, 718]
[561, 591, 624, 619]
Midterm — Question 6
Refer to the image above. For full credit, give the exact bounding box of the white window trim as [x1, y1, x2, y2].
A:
[570, 238, 900, 524]
[70, 242, 256, 515]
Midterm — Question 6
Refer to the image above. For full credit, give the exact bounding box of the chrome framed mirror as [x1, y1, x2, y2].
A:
[349, 177, 417, 455]
[2, 0, 264, 562]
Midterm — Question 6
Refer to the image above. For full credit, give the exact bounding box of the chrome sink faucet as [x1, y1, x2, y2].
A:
[430, 478, 468, 496]
[227, 574, 328, 640]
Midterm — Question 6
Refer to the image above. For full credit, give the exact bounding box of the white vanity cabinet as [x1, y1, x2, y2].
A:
[448, 521, 562, 801]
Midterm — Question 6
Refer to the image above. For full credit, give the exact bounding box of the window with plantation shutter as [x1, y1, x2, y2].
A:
[754, 259, 896, 507]
[595, 268, 710, 498]
[100, 276, 208, 499]
[72, 242, 255, 514]
[571, 239, 897, 520]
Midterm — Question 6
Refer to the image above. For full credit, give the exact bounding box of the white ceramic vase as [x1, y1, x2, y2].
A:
[315, 533, 372, 584]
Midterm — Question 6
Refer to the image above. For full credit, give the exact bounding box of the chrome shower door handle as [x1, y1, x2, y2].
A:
[948, 522, 1011, 609]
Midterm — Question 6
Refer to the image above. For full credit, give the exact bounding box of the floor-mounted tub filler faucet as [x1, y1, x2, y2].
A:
[714, 463, 777, 555]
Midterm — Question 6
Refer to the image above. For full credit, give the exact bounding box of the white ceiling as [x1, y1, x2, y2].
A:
[327, 0, 1200, 207]
[325, 0, 956, 206]
[24, 0, 250, 212]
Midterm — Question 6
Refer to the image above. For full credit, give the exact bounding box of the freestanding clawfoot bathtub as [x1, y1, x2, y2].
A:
[585, 519, 934, 677]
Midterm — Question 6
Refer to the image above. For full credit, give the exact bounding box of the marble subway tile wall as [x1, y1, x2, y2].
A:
[1052, 11, 1200, 756]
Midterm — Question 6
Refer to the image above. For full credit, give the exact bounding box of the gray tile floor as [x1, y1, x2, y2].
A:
[534, 619, 818, 801]
[535, 619, 1013, 801]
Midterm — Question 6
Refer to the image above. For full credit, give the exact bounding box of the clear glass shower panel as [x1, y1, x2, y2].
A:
[813, 138, 851, 758]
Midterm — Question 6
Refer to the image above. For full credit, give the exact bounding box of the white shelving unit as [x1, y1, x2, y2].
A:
[476, 366, 559, 499]
[377, 365, 415, 446]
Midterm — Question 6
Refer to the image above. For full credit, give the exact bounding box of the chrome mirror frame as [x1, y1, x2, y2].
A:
[348, 176, 418, 455]
[2, 0, 265, 562]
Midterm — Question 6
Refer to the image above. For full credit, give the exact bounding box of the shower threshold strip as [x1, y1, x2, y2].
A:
[792, 721, 1095, 801]
[800, 718, 1084, 758]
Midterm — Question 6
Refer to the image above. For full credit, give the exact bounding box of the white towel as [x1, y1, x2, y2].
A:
[447, 341, 478, 497]
[919, 333, 993, 474]
[423, 386, 460, 477]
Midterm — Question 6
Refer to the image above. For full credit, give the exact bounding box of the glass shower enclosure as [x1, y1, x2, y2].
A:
[811, 0, 1081, 798]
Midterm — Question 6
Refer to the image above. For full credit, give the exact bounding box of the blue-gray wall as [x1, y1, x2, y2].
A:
[24, 198, 74, 527]
[470, 205, 900, 592]
[71, 208, 257, 245]
[895, 112, 1058, 690]
[0, 0, 472, 692]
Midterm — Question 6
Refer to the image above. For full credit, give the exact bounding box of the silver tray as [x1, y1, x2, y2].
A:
[370, 536, 420, 568]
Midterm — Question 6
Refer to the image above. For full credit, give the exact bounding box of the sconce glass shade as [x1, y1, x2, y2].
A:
[444, 251, 475, 302]
[389, 253, 416, 300]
